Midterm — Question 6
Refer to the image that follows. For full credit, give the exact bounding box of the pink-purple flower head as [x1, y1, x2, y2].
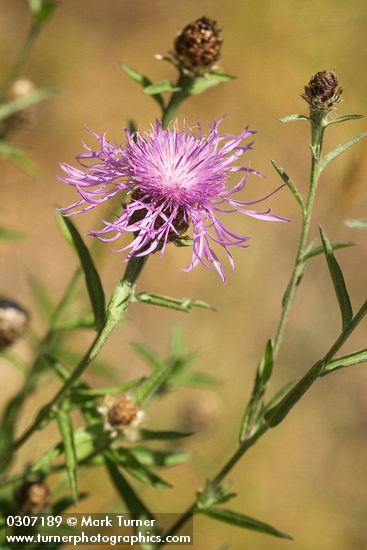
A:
[60, 118, 287, 282]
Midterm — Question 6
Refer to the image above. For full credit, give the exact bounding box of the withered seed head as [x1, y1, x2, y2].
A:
[107, 396, 140, 428]
[16, 482, 50, 513]
[174, 16, 223, 75]
[302, 70, 343, 111]
[0, 298, 29, 350]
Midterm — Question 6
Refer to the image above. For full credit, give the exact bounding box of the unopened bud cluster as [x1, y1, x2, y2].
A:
[302, 70, 342, 111]
[173, 16, 223, 75]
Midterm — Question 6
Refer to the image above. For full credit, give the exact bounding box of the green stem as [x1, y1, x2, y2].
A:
[272, 109, 326, 358]
[6, 256, 147, 458]
[161, 74, 192, 129]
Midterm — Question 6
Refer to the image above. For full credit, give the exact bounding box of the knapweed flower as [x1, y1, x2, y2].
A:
[60, 119, 286, 282]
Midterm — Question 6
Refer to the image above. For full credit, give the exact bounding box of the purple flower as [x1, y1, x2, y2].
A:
[60, 119, 286, 282]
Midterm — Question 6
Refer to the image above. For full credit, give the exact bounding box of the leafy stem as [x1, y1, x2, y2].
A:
[6, 256, 147, 459]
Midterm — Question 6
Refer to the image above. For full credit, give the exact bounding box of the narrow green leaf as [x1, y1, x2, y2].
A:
[189, 72, 235, 95]
[326, 114, 364, 126]
[258, 339, 274, 385]
[262, 381, 294, 413]
[28, 0, 58, 24]
[271, 160, 304, 212]
[0, 226, 25, 240]
[28, 274, 54, 322]
[265, 361, 324, 427]
[55, 409, 78, 501]
[107, 449, 172, 489]
[0, 141, 39, 176]
[169, 370, 220, 388]
[135, 292, 213, 312]
[72, 377, 143, 398]
[139, 429, 193, 441]
[240, 340, 273, 442]
[302, 241, 355, 262]
[55, 211, 106, 330]
[280, 114, 309, 123]
[321, 348, 367, 376]
[321, 132, 367, 170]
[105, 456, 157, 542]
[319, 226, 353, 330]
[144, 81, 181, 95]
[0, 350, 28, 375]
[121, 64, 164, 110]
[132, 363, 173, 405]
[345, 218, 367, 230]
[169, 326, 183, 358]
[127, 446, 190, 468]
[131, 341, 163, 370]
[202, 508, 292, 540]
[54, 314, 95, 331]
[0, 87, 58, 121]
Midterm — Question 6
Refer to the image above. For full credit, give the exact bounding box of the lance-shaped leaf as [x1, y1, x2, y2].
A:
[0, 87, 58, 121]
[188, 72, 235, 95]
[107, 449, 172, 489]
[135, 292, 212, 312]
[72, 378, 142, 398]
[133, 360, 177, 405]
[201, 508, 292, 540]
[0, 227, 25, 240]
[321, 348, 367, 376]
[280, 114, 309, 123]
[55, 211, 106, 330]
[319, 226, 353, 330]
[131, 341, 163, 370]
[121, 64, 164, 110]
[325, 114, 364, 126]
[55, 408, 78, 501]
[127, 446, 190, 468]
[240, 340, 274, 442]
[345, 219, 367, 230]
[105, 456, 158, 550]
[0, 141, 39, 176]
[265, 361, 324, 427]
[271, 160, 304, 213]
[144, 81, 181, 95]
[320, 132, 367, 171]
[301, 241, 355, 262]
[139, 429, 193, 441]
[0, 350, 28, 376]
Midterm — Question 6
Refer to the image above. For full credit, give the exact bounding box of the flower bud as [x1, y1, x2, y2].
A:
[0, 298, 29, 349]
[173, 16, 223, 75]
[16, 482, 50, 513]
[302, 70, 342, 111]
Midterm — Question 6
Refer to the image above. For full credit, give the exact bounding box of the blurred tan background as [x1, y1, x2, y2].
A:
[1, 1, 367, 549]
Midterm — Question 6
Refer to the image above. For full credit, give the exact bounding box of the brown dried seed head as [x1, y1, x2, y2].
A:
[0, 299, 29, 349]
[16, 482, 50, 513]
[302, 70, 343, 110]
[107, 397, 140, 428]
[174, 16, 223, 74]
